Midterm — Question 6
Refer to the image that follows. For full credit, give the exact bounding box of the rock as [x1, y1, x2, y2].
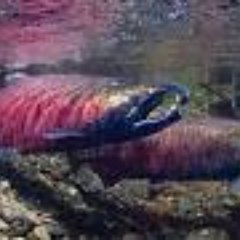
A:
[186, 228, 230, 240]
[0, 181, 11, 194]
[230, 177, 240, 194]
[108, 179, 150, 202]
[0, 235, 9, 240]
[73, 164, 105, 193]
[46, 222, 66, 239]
[67, 186, 79, 197]
[0, 151, 238, 239]
[0, 219, 9, 232]
[8, 215, 34, 237]
[28, 226, 51, 240]
[123, 233, 145, 240]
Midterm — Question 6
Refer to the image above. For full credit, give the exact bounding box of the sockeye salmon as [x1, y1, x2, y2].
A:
[0, 75, 188, 154]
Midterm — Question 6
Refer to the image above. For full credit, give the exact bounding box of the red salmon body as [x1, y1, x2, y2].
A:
[0, 75, 172, 152]
[0, 0, 122, 63]
[90, 121, 240, 182]
[0, 75, 112, 151]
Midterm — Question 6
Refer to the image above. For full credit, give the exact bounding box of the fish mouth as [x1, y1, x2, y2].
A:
[43, 83, 189, 151]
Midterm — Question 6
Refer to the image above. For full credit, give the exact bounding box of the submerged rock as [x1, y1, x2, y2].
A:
[0, 148, 238, 239]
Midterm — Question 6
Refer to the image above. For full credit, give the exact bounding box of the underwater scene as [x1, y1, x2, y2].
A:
[0, 0, 240, 239]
